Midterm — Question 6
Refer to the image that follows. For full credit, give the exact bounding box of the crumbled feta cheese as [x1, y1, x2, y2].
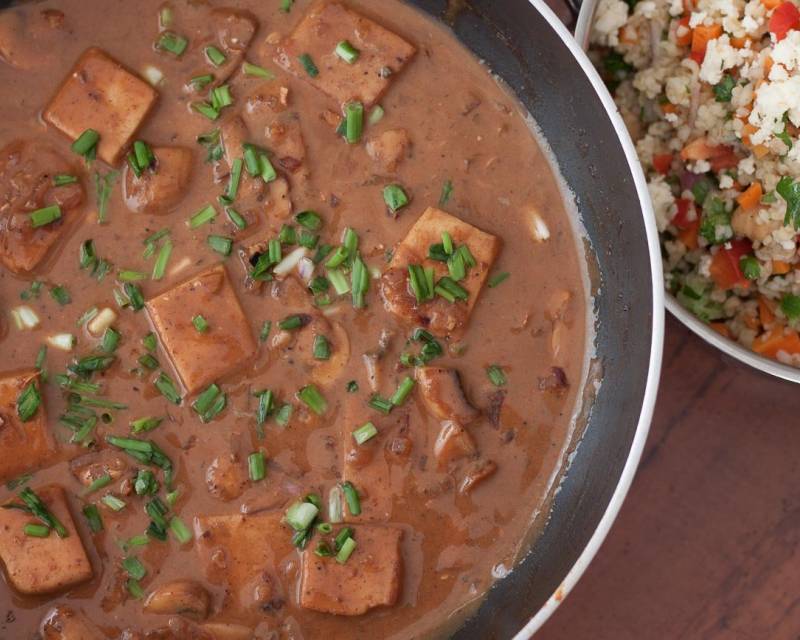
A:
[649, 177, 677, 232]
[591, 0, 630, 47]
[700, 35, 745, 85]
[738, 155, 756, 175]
[669, 0, 684, 16]
[749, 76, 800, 144]
[771, 30, 800, 72]
[689, 11, 708, 27]
[719, 174, 735, 189]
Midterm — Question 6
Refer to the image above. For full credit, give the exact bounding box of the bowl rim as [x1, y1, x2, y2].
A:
[512, 0, 665, 636]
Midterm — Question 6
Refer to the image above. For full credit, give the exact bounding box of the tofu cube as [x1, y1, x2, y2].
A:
[0, 485, 93, 595]
[44, 48, 158, 165]
[0, 369, 55, 483]
[146, 264, 257, 394]
[122, 146, 193, 215]
[194, 511, 294, 613]
[40, 605, 105, 640]
[380, 207, 501, 336]
[299, 524, 403, 615]
[276, 2, 416, 107]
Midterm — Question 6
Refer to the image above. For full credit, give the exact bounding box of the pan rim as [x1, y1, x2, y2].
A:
[512, 0, 665, 636]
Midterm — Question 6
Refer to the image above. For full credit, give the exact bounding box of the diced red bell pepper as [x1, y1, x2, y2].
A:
[672, 198, 695, 230]
[653, 153, 674, 175]
[709, 239, 753, 290]
[769, 1, 800, 41]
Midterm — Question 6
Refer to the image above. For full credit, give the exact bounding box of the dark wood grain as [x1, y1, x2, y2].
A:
[537, 315, 800, 638]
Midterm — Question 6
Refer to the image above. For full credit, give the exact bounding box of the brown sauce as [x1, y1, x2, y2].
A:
[0, 1, 588, 638]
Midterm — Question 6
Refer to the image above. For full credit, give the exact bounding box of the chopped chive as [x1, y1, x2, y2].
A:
[313, 335, 331, 360]
[12, 488, 67, 537]
[384, 184, 409, 213]
[368, 394, 393, 415]
[127, 579, 144, 599]
[192, 315, 209, 333]
[341, 481, 361, 516]
[79, 240, 96, 270]
[439, 179, 454, 206]
[344, 102, 364, 144]
[94, 170, 118, 224]
[279, 224, 296, 245]
[207, 235, 233, 256]
[268, 238, 282, 264]
[259, 320, 272, 343]
[192, 384, 225, 422]
[280, 0, 294, 11]
[30, 205, 61, 228]
[205, 45, 227, 67]
[188, 204, 217, 228]
[71, 129, 100, 158]
[328, 269, 350, 295]
[285, 500, 319, 532]
[352, 421, 378, 445]
[136, 353, 158, 369]
[442, 232, 454, 255]
[334, 526, 353, 550]
[335, 40, 360, 64]
[130, 416, 163, 433]
[122, 556, 146, 581]
[408, 264, 430, 303]
[49, 285, 71, 305]
[297, 384, 327, 415]
[336, 536, 357, 563]
[225, 207, 247, 231]
[122, 283, 145, 311]
[369, 105, 385, 125]
[152, 239, 173, 280]
[83, 504, 103, 533]
[435, 276, 468, 302]
[189, 74, 214, 90]
[242, 143, 261, 175]
[242, 61, 275, 78]
[23, 523, 50, 537]
[486, 364, 507, 387]
[259, 152, 277, 183]
[118, 270, 147, 282]
[35, 345, 47, 371]
[295, 210, 322, 231]
[142, 332, 157, 352]
[169, 516, 192, 544]
[350, 254, 369, 308]
[16, 381, 41, 422]
[210, 85, 233, 110]
[154, 372, 181, 405]
[157, 31, 188, 56]
[192, 101, 220, 120]
[133, 140, 155, 171]
[299, 53, 319, 77]
[225, 157, 243, 201]
[134, 469, 159, 496]
[488, 272, 510, 288]
[279, 314, 309, 331]
[248, 451, 266, 481]
[390, 376, 415, 406]
[325, 246, 348, 269]
[101, 327, 121, 353]
[255, 390, 275, 436]
[275, 403, 293, 427]
[299, 231, 320, 250]
[101, 494, 126, 511]
[53, 174, 78, 186]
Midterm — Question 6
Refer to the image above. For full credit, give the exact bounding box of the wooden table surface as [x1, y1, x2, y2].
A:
[537, 315, 800, 638]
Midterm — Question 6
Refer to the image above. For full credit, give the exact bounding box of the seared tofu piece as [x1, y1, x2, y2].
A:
[146, 264, 257, 394]
[40, 605, 105, 640]
[0, 485, 93, 595]
[275, 2, 416, 107]
[380, 207, 501, 337]
[123, 146, 193, 214]
[196, 9, 258, 86]
[0, 139, 85, 274]
[366, 129, 410, 173]
[415, 367, 479, 425]
[194, 511, 294, 613]
[0, 369, 55, 483]
[44, 48, 158, 164]
[299, 525, 403, 615]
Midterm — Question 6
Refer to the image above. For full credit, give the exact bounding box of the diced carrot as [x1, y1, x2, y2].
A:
[653, 153, 674, 174]
[762, 0, 782, 9]
[769, 1, 800, 41]
[753, 144, 770, 158]
[691, 23, 723, 63]
[759, 295, 776, 327]
[710, 322, 732, 338]
[772, 260, 792, 274]
[764, 56, 774, 74]
[662, 103, 680, 115]
[676, 16, 693, 46]
[736, 182, 763, 209]
[709, 239, 753, 290]
[752, 326, 800, 357]
[741, 123, 758, 145]
[730, 36, 752, 48]
[618, 25, 639, 45]
[678, 216, 700, 249]
[744, 312, 761, 331]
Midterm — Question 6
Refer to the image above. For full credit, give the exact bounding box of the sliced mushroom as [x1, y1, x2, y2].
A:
[460, 459, 498, 494]
[143, 579, 211, 620]
[416, 367, 479, 425]
[366, 128, 411, 173]
[202, 622, 255, 640]
[40, 605, 104, 640]
[434, 420, 477, 468]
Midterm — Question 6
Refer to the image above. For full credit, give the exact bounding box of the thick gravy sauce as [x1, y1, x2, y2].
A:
[0, 1, 588, 638]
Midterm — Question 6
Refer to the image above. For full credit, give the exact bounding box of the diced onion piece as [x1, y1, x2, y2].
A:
[47, 333, 76, 351]
[369, 265, 382, 280]
[273, 247, 308, 278]
[530, 211, 550, 242]
[142, 65, 165, 87]
[169, 256, 192, 277]
[11, 306, 40, 330]
[87, 307, 118, 337]
[297, 257, 315, 283]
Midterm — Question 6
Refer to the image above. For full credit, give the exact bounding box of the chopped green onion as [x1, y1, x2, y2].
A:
[127, 579, 145, 599]
[134, 469, 159, 496]
[368, 394, 393, 415]
[192, 384, 226, 422]
[130, 416, 163, 433]
[295, 210, 322, 231]
[101, 494, 126, 511]
[313, 335, 331, 360]
[169, 516, 192, 544]
[101, 327, 121, 353]
[299, 53, 319, 77]
[35, 345, 47, 371]
[205, 45, 227, 67]
[16, 381, 41, 422]
[157, 31, 188, 56]
[248, 451, 266, 481]
[30, 205, 61, 228]
[334, 526, 353, 550]
[335, 40, 360, 64]
[369, 105, 385, 125]
[298, 231, 319, 249]
[225, 157, 243, 202]
[336, 536, 356, 563]
[122, 556, 146, 580]
[346, 380, 359, 393]
[279, 225, 296, 245]
[118, 270, 147, 282]
[384, 184, 409, 213]
[408, 264, 430, 303]
[390, 376, 415, 406]
[255, 389, 274, 435]
[279, 314, 309, 331]
[210, 85, 234, 110]
[488, 272, 510, 288]
[207, 235, 233, 256]
[341, 481, 361, 516]
[328, 269, 350, 295]
[192, 315, 209, 333]
[242, 61, 275, 78]
[352, 421, 378, 445]
[486, 364, 507, 387]
[71, 129, 100, 158]
[81, 474, 112, 496]
[435, 276, 468, 302]
[82, 504, 103, 533]
[285, 501, 319, 535]
[192, 101, 220, 120]
[317, 522, 334, 535]
[123, 283, 145, 311]
[151, 239, 173, 280]
[53, 174, 78, 186]
[297, 384, 327, 415]
[189, 74, 214, 90]
[259, 320, 272, 343]
[188, 204, 217, 228]
[275, 403, 293, 427]
[142, 332, 157, 352]
[439, 179, 454, 206]
[12, 488, 67, 537]
[23, 523, 50, 537]
[225, 207, 247, 231]
[94, 171, 118, 224]
[154, 372, 181, 405]
[49, 285, 71, 305]
[281, 0, 294, 11]
[344, 102, 364, 144]
[325, 246, 348, 269]
[351, 254, 369, 308]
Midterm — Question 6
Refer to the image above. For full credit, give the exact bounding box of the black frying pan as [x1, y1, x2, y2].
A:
[393, 1, 663, 637]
